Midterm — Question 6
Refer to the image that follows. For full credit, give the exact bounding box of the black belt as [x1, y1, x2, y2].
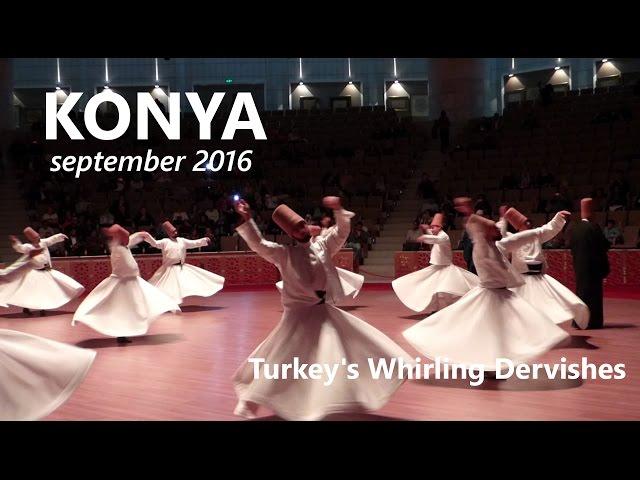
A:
[524, 263, 543, 275]
[315, 290, 326, 305]
[172, 262, 184, 267]
[37, 265, 51, 271]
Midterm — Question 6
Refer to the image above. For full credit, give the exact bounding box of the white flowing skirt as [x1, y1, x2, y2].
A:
[511, 273, 589, 330]
[148, 264, 225, 304]
[392, 264, 479, 313]
[0, 269, 84, 310]
[72, 275, 181, 337]
[403, 286, 569, 371]
[0, 329, 95, 420]
[233, 303, 412, 420]
[276, 267, 364, 301]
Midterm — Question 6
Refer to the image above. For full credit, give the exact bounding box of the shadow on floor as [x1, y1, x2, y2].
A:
[412, 370, 583, 392]
[602, 323, 636, 330]
[249, 413, 405, 421]
[560, 335, 599, 350]
[0, 310, 74, 319]
[75, 333, 185, 349]
[399, 313, 429, 321]
[178, 305, 226, 313]
[338, 305, 367, 312]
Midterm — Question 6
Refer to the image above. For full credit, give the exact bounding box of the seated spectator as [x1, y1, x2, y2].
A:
[603, 220, 623, 246]
[75, 196, 92, 215]
[201, 227, 218, 252]
[113, 177, 126, 193]
[404, 220, 423, 251]
[352, 221, 371, 250]
[85, 230, 105, 256]
[546, 192, 571, 215]
[134, 207, 155, 230]
[319, 212, 334, 235]
[345, 228, 364, 266]
[114, 204, 133, 226]
[264, 194, 278, 210]
[39, 224, 55, 239]
[172, 208, 189, 223]
[60, 212, 78, 232]
[204, 204, 220, 223]
[474, 194, 493, 217]
[42, 206, 59, 227]
[67, 228, 85, 256]
[130, 175, 144, 191]
[99, 208, 115, 227]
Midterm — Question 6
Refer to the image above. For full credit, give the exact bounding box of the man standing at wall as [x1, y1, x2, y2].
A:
[569, 198, 610, 329]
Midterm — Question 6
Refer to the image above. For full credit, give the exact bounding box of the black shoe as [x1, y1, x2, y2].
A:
[23, 308, 32, 316]
[116, 337, 132, 344]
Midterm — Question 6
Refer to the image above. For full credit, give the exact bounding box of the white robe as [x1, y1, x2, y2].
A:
[274, 225, 364, 301]
[72, 233, 181, 337]
[146, 236, 225, 304]
[497, 213, 589, 329]
[0, 253, 95, 418]
[233, 209, 413, 420]
[0, 329, 96, 420]
[0, 234, 84, 310]
[392, 230, 479, 313]
[403, 217, 569, 371]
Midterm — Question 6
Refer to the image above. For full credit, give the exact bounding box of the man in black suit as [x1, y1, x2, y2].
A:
[569, 198, 610, 329]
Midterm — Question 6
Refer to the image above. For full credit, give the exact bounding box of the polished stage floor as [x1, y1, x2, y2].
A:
[1, 285, 639, 420]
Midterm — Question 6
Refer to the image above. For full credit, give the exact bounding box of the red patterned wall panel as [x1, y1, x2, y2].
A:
[605, 250, 625, 288]
[18, 250, 353, 289]
[452, 252, 467, 269]
[394, 250, 640, 288]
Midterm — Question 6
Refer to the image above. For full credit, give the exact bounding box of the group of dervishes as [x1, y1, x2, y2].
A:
[0, 194, 608, 420]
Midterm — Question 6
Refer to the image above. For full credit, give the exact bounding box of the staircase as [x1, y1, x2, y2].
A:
[359, 141, 447, 283]
[361, 171, 424, 283]
[0, 165, 28, 263]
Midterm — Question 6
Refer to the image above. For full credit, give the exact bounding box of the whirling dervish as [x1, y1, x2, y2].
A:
[72, 224, 181, 344]
[392, 213, 479, 313]
[0, 251, 96, 420]
[232, 196, 413, 420]
[143, 221, 225, 304]
[497, 207, 589, 329]
[403, 198, 569, 372]
[2, 227, 84, 316]
[275, 222, 364, 302]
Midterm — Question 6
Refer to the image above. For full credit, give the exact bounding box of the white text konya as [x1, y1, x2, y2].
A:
[45, 91, 267, 141]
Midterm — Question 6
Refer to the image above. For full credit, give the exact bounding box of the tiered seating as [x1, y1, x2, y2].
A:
[434, 86, 640, 249]
[16, 107, 425, 262]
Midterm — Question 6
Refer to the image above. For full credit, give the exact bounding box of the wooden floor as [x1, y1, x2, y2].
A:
[2, 285, 639, 420]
